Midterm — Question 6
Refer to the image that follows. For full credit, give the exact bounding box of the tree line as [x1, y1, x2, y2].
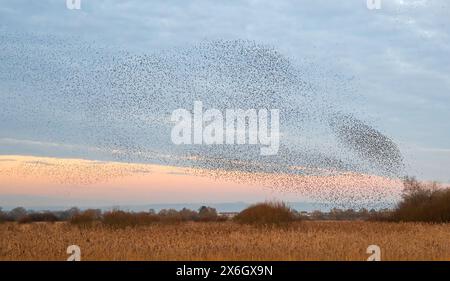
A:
[1, 176, 449, 225]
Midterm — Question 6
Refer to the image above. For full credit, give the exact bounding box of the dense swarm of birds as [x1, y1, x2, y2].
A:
[0, 33, 405, 207]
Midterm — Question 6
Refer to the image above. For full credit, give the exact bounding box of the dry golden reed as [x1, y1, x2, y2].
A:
[1, 221, 450, 261]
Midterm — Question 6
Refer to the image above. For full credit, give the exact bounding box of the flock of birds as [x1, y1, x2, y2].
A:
[0, 33, 405, 208]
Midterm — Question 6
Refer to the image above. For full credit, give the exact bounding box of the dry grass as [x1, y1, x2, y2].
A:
[1, 221, 450, 261]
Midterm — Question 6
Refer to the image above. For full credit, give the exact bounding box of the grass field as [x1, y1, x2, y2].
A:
[1, 221, 450, 261]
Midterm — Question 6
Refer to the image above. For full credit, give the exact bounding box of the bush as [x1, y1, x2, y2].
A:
[234, 202, 297, 225]
[367, 209, 393, 222]
[389, 177, 450, 223]
[0, 208, 5, 224]
[197, 206, 218, 222]
[8, 207, 27, 221]
[69, 209, 101, 227]
[18, 212, 59, 224]
[179, 208, 198, 221]
[59, 207, 81, 221]
[158, 209, 183, 222]
[216, 215, 229, 222]
[102, 210, 159, 228]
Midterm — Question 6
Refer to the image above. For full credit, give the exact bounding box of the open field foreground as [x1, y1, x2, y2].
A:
[1, 221, 450, 261]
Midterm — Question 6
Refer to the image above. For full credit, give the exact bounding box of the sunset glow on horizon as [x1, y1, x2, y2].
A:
[0, 154, 403, 209]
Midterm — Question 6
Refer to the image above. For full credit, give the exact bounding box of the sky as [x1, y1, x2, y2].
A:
[0, 0, 449, 209]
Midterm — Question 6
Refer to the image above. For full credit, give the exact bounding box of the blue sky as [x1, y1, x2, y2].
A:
[0, 0, 449, 182]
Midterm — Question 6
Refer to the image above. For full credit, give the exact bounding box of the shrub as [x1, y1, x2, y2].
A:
[367, 209, 393, 222]
[179, 208, 198, 221]
[8, 207, 27, 221]
[0, 208, 5, 224]
[103, 210, 159, 228]
[197, 206, 218, 222]
[234, 202, 297, 225]
[158, 209, 183, 222]
[18, 212, 59, 224]
[59, 207, 81, 221]
[69, 209, 101, 227]
[388, 177, 450, 223]
[216, 215, 229, 222]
